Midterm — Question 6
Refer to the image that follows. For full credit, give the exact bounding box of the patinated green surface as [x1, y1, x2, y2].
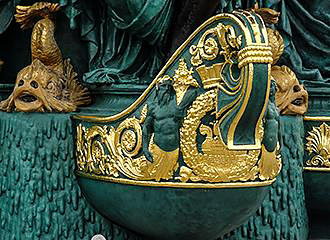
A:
[262, 80, 280, 152]
[304, 171, 330, 239]
[0, 112, 140, 239]
[78, 176, 269, 240]
[222, 116, 308, 240]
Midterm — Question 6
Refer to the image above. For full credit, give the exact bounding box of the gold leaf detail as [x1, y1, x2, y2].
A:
[306, 123, 330, 168]
[75, 105, 179, 182]
[139, 104, 148, 124]
[258, 145, 282, 180]
[180, 89, 262, 182]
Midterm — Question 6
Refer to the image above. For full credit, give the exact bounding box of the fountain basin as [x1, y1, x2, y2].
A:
[77, 173, 272, 240]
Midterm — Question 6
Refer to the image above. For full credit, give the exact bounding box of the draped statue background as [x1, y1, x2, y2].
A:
[2, 0, 327, 86]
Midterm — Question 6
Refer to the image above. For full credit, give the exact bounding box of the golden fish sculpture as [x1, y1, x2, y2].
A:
[0, 2, 90, 112]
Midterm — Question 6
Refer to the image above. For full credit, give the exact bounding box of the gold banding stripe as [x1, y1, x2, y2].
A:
[76, 171, 276, 189]
[303, 116, 330, 121]
[304, 167, 330, 172]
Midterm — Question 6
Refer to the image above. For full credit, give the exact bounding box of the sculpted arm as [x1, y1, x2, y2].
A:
[176, 88, 198, 120]
[142, 110, 154, 163]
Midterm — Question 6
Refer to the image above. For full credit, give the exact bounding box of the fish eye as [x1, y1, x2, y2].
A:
[30, 80, 38, 89]
[18, 80, 24, 87]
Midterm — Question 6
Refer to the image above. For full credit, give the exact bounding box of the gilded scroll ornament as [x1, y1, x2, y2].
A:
[77, 104, 180, 181]
[306, 123, 330, 168]
[0, 2, 90, 112]
[189, 29, 219, 66]
[189, 23, 244, 67]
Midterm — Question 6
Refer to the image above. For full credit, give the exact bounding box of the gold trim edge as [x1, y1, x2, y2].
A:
[304, 167, 330, 172]
[304, 116, 330, 121]
[76, 171, 276, 189]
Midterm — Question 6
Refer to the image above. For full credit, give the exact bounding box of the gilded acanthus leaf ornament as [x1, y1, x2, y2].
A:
[258, 145, 282, 180]
[0, 2, 90, 112]
[306, 123, 330, 168]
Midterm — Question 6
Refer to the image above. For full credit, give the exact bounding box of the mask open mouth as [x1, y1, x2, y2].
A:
[291, 97, 305, 106]
[18, 92, 38, 103]
[14, 91, 43, 112]
[284, 92, 308, 115]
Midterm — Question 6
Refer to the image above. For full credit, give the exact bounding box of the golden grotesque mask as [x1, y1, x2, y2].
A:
[272, 66, 308, 115]
[0, 59, 89, 112]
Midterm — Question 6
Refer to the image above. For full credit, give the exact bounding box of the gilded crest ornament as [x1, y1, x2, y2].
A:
[166, 58, 199, 105]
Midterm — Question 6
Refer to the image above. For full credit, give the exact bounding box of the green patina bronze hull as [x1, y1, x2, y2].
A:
[77, 175, 270, 240]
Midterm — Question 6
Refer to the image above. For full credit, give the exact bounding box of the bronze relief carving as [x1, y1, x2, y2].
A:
[0, 2, 90, 112]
